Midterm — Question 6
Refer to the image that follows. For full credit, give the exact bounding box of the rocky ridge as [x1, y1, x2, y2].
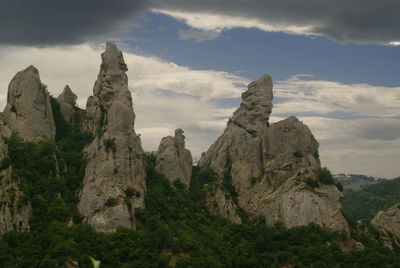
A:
[199, 74, 349, 233]
[156, 129, 193, 188]
[77, 42, 146, 232]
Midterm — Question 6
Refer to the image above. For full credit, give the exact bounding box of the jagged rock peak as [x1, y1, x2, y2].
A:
[231, 74, 273, 133]
[371, 203, 400, 249]
[93, 42, 129, 103]
[199, 75, 349, 233]
[58, 85, 77, 107]
[3, 65, 56, 142]
[78, 42, 145, 233]
[156, 128, 193, 188]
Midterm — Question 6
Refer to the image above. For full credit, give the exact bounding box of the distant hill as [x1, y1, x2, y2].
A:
[333, 173, 385, 190]
[343, 177, 400, 222]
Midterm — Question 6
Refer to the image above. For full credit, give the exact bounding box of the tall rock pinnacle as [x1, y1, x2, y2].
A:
[156, 128, 193, 188]
[199, 74, 349, 233]
[78, 42, 146, 232]
[3, 65, 56, 141]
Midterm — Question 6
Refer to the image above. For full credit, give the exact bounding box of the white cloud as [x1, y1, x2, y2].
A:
[153, 9, 315, 37]
[273, 75, 400, 117]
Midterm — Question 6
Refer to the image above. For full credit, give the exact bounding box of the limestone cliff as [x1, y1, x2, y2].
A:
[199, 74, 349, 233]
[156, 129, 193, 188]
[371, 203, 400, 249]
[77, 42, 146, 232]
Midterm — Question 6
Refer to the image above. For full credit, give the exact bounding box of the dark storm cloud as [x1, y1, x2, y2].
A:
[0, 0, 149, 46]
[2, 0, 400, 46]
[151, 0, 400, 44]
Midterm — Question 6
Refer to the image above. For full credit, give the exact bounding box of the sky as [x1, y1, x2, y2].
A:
[0, 0, 399, 178]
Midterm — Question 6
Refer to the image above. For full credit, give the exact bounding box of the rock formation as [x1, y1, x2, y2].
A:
[371, 203, 400, 249]
[156, 129, 193, 188]
[57, 85, 77, 123]
[77, 42, 146, 232]
[3, 65, 56, 142]
[0, 124, 32, 236]
[199, 74, 349, 233]
[0, 65, 56, 235]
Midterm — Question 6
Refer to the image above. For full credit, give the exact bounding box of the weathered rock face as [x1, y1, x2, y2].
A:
[371, 203, 400, 249]
[0, 124, 32, 236]
[57, 85, 77, 123]
[156, 129, 193, 188]
[199, 74, 349, 233]
[203, 184, 242, 224]
[0, 66, 57, 235]
[3, 65, 56, 142]
[77, 42, 146, 232]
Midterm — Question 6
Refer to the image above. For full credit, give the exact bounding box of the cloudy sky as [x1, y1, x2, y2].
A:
[0, 0, 399, 178]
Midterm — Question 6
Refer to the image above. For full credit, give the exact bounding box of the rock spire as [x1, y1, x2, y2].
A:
[77, 42, 146, 232]
[156, 128, 193, 188]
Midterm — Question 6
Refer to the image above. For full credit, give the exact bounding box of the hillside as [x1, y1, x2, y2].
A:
[343, 178, 400, 222]
[334, 174, 383, 191]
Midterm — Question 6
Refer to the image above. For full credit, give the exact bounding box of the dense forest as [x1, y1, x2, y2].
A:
[344, 178, 400, 223]
[0, 98, 399, 267]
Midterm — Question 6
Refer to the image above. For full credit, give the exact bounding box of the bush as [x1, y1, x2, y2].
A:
[293, 149, 303, 158]
[104, 138, 116, 154]
[318, 167, 335, 185]
[124, 187, 135, 198]
[306, 177, 319, 189]
[105, 197, 118, 207]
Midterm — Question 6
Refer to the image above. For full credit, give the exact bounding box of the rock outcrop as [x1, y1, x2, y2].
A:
[0, 66, 56, 235]
[0, 123, 32, 236]
[371, 203, 400, 249]
[57, 85, 77, 123]
[3, 65, 56, 142]
[77, 42, 146, 232]
[156, 129, 193, 188]
[199, 74, 349, 233]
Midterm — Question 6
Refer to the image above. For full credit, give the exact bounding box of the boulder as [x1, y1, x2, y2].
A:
[199, 74, 349, 233]
[156, 129, 193, 188]
[77, 42, 146, 232]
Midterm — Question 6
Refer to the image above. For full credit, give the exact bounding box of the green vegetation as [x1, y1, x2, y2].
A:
[104, 138, 116, 154]
[344, 177, 400, 223]
[293, 149, 303, 158]
[0, 97, 399, 267]
[1, 155, 399, 267]
[305, 177, 319, 189]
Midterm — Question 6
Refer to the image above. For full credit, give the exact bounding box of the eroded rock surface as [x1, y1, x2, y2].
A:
[0, 66, 56, 235]
[156, 129, 193, 188]
[57, 85, 77, 123]
[3, 65, 56, 142]
[77, 42, 146, 232]
[371, 203, 400, 249]
[199, 74, 349, 233]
